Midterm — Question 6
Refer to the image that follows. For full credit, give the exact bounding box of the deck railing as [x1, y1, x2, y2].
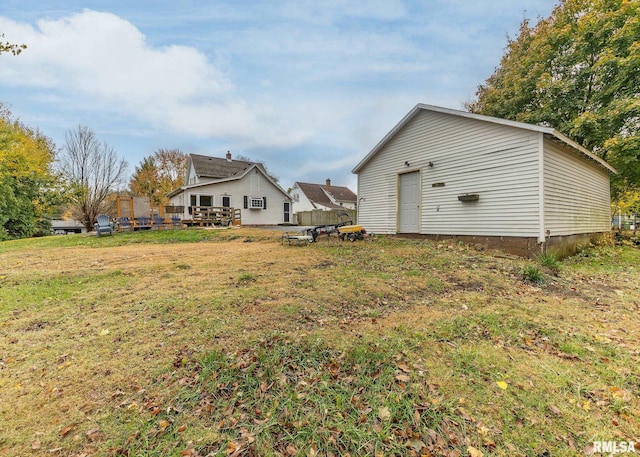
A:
[187, 206, 241, 226]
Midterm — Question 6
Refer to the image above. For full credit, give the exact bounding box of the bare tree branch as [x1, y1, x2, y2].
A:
[60, 125, 128, 231]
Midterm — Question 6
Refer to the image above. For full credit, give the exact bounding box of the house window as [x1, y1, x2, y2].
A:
[222, 196, 231, 208]
[199, 195, 213, 206]
[249, 197, 264, 209]
[189, 194, 213, 213]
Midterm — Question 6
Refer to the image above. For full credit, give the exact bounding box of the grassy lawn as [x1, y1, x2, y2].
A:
[0, 228, 638, 456]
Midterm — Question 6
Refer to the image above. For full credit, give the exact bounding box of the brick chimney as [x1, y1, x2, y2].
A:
[226, 151, 232, 162]
[325, 178, 331, 191]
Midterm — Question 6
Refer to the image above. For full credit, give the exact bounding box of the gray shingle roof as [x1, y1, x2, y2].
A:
[190, 153, 255, 179]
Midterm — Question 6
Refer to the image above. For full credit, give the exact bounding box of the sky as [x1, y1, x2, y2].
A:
[0, 0, 558, 191]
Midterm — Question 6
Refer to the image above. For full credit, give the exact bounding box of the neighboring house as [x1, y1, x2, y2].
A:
[167, 152, 292, 225]
[352, 104, 616, 257]
[290, 179, 357, 213]
[51, 219, 86, 235]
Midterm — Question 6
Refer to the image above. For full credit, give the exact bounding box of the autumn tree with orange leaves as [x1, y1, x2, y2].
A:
[129, 149, 187, 206]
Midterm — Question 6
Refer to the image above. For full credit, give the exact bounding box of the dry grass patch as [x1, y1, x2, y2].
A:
[0, 229, 639, 456]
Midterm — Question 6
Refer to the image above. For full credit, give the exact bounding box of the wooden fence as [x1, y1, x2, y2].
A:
[294, 209, 357, 226]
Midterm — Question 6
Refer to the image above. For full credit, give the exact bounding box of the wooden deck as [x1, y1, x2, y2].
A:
[183, 206, 241, 227]
[116, 206, 242, 232]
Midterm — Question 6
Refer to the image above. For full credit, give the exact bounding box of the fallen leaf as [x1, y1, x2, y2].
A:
[549, 405, 562, 416]
[395, 374, 411, 383]
[457, 408, 475, 422]
[467, 445, 483, 457]
[378, 406, 391, 421]
[99, 329, 110, 336]
[59, 425, 75, 437]
[31, 440, 41, 450]
[407, 438, 426, 452]
[286, 444, 297, 456]
[496, 381, 508, 390]
[85, 428, 101, 441]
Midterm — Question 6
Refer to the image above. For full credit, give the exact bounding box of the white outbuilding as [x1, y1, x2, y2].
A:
[352, 104, 616, 256]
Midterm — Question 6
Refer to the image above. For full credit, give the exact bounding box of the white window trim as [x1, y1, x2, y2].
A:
[188, 193, 214, 206]
[249, 197, 264, 209]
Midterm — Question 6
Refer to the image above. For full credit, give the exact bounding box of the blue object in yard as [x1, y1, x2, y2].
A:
[136, 216, 151, 229]
[94, 214, 114, 236]
[117, 216, 133, 232]
[153, 215, 166, 229]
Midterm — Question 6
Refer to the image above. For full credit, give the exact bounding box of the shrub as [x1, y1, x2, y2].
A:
[537, 252, 560, 273]
[522, 264, 544, 284]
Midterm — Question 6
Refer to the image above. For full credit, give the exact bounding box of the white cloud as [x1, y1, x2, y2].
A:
[0, 10, 309, 147]
[0, 0, 558, 188]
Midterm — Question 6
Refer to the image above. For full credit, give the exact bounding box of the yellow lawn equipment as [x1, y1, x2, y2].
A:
[338, 223, 367, 241]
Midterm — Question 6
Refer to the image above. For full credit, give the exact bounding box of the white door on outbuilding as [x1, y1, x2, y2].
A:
[398, 171, 420, 233]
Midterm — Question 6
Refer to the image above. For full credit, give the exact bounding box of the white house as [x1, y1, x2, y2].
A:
[352, 104, 616, 257]
[167, 152, 292, 225]
[290, 179, 357, 213]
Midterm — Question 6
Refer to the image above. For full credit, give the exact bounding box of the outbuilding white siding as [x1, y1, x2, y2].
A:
[354, 104, 615, 254]
[357, 109, 541, 237]
[543, 139, 611, 236]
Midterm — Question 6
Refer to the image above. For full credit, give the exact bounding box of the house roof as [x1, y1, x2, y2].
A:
[352, 104, 617, 174]
[166, 154, 291, 199]
[294, 181, 357, 209]
[51, 219, 84, 229]
[190, 153, 255, 179]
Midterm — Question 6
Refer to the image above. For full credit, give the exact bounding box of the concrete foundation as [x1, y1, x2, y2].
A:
[544, 232, 611, 258]
[395, 231, 611, 258]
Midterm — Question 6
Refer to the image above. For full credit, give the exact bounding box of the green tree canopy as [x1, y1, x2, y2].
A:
[0, 105, 58, 239]
[468, 0, 640, 196]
